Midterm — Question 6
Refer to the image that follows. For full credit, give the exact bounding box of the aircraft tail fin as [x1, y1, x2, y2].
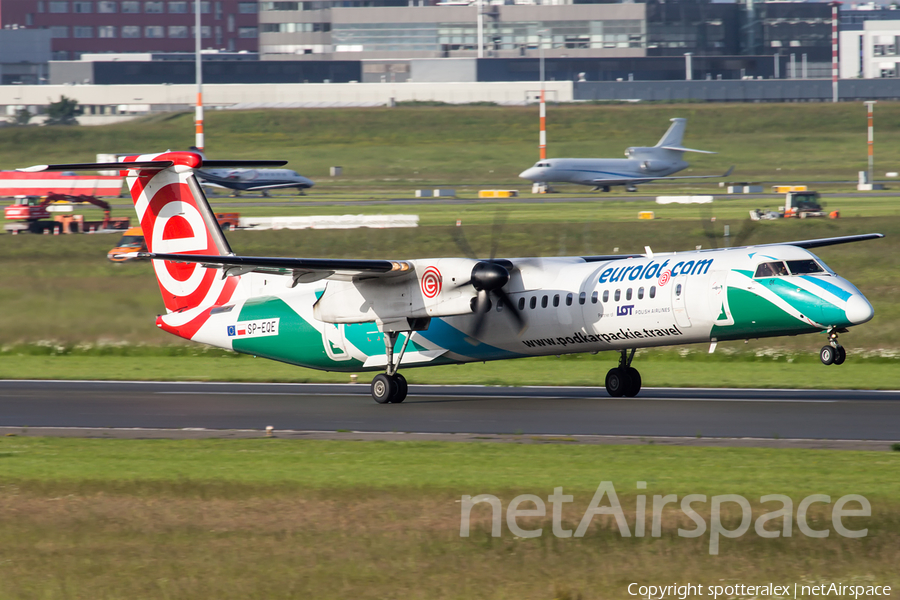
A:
[18, 152, 289, 339]
[655, 118, 687, 149]
[112, 152, 239, 317]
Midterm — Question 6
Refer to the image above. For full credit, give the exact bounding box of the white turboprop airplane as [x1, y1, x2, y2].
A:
[22, 152, 882, 404]
[519, 118, 733, 192]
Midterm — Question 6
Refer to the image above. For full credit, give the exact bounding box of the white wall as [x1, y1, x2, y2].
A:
[0, 81, 574, 111]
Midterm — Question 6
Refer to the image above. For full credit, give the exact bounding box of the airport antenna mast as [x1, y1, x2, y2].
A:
[195, 0, 204, 150]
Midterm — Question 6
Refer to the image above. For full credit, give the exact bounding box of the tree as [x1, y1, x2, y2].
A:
[44, 95, 80, 126]
[7, 108, 32, 126]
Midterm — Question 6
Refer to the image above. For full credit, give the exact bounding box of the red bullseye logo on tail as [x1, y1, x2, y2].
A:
[421, 266, 442, 299]
[658, 269, 671, 287]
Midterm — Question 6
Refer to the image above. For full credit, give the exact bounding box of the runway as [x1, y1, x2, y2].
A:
[1, 381, 898, 441]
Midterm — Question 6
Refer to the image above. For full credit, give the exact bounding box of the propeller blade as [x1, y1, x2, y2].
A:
[734, 217, 759, 247]
[700, 207, 718, 250]
[495, 288, 526, 334]
[468, 290, 491, 341]
[489, 211, 507, 261]
[451, 226, 477, 260]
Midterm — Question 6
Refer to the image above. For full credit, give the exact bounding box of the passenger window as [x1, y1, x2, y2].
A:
[591, 291, 598, 304]
[650, 286, 656, 299]
[579, 292, 586, 305]
[676, 283, 682, 297]
[566, 293, 573, 306]
[541, 295, 548, 308]
[614, 289, 621, 302]
[638, 287, 644, 300]
[626, 288, 633, 301]
[553, 294, 559, 307]
[497, 298, 503, 312]
[518, 297, 525, 311]
[530, 296, 537, 309]
[602, 290, 609, 303]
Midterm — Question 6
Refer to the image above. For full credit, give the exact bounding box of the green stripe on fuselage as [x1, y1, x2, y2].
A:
[233, 297, 365, 370]
[711, 287, 820, 341]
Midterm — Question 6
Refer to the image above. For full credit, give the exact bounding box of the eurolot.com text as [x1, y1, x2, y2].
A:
[459, 482, 870, 555]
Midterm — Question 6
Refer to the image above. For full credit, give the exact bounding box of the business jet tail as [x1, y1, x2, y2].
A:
[655, 118, 716, 154]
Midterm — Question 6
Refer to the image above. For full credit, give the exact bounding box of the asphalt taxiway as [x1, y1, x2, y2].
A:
[1, 381, 897, 443]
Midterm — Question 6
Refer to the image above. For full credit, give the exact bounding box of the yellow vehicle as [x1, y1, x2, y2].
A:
[107, 227, 146, 262]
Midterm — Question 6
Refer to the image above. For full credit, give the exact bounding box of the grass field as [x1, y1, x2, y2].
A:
[4, 103, 900, 185]
[0, 438, 897, 599]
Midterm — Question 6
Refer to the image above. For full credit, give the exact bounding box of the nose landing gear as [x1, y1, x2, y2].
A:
[820, 327, 847, 366]
[605, 349, 642, 397]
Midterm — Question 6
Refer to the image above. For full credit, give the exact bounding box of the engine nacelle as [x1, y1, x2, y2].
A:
[640, 160, 673, 173]
[313, 258, 479, 325]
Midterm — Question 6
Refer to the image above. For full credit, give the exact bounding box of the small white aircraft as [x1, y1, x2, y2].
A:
[519, 118, 732, 192]
[21, 152, 882, 404]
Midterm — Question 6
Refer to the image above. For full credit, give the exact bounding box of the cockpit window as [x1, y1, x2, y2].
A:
[754, 261, 789, 278]
[786, 260, 824, 275]
[536, 162, 551, 168]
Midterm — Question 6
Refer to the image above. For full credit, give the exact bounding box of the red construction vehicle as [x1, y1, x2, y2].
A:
[4, 193, 130, 234]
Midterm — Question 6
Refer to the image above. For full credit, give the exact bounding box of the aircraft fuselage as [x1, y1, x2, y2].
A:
[175, 244, 873, 373]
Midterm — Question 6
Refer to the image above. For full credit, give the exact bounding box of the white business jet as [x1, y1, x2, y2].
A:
[519, 118, 732, 192]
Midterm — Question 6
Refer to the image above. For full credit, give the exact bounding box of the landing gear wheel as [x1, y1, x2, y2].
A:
[371, 373, 397, 404]
[624, 367, 642, 397]
[820, 345, 835, 366]
[390, 373, 408, 403]
[605, 368, 632, 398]
[833, 346, 846, 365]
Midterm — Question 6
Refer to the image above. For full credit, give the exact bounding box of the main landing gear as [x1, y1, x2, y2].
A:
[371, 330, 412, 404]
[605, 349, 642, 398]
[820, 327, 847, 366]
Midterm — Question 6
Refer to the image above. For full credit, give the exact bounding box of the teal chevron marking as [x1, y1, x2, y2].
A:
[800, 276, 852, 302]
[419, 318, 525, 361]
[233, 297, 364, 370]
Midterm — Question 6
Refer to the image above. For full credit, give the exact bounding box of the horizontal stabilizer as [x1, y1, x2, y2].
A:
[659, 146, 716, 154]
[19, 161, 173, 173]
[200, 160, 288, 168]
[138, 253, 414, 281]
[19, 158, 287, 173]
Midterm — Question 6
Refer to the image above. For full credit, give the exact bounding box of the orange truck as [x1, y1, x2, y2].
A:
[107, 213, 240, 261]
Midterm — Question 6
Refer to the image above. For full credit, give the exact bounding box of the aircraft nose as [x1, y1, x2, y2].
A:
[845, 294, 874, 325]
[519, 168, 537, 181]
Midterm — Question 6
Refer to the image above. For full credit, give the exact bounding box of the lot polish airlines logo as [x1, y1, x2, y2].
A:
[421, 266, 442, 299]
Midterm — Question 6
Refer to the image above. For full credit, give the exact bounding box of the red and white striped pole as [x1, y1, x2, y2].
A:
[194, 0, 204, 150]
[539, 90, 546, 160]
[538, 30, 546, 160]
[865, 101, 876, 184]
[831, 2, 841, 103]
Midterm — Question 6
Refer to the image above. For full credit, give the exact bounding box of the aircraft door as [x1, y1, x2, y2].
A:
[322, 323, 352, 361]
[708, 270, 734, 327]
[670, 276, 692, 328]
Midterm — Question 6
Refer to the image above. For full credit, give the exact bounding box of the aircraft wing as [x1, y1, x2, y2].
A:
[766, 234, 884, 249]
[237, 181, 312, 191]
[136, 253, 414, 283]
[588, 166, 734, 185]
